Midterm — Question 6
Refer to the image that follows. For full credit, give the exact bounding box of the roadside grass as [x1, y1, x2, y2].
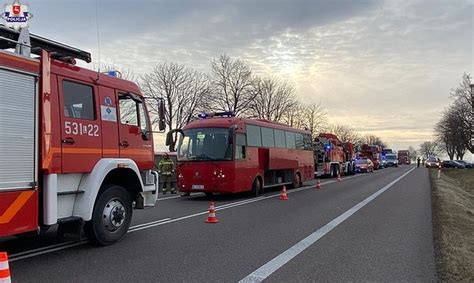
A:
[429, 168, 474, 282]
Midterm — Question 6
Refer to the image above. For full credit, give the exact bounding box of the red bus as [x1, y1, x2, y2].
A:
[173, 114, 314, 196]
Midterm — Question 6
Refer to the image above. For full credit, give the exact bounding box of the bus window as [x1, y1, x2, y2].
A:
[261, 127, 275, 147]
[285, 131, 295, 149]
[236, 133, 246, 160]
[247, 124, 262, 147]
[177, 128, 231, 161]
[295, 133, 304, 149]
[303, 134, 312, 150]
[274, 129, 286, 148]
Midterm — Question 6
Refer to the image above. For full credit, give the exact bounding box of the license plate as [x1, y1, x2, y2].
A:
[192, 185, 204, 190]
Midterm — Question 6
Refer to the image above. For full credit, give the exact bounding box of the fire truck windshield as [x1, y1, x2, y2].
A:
[177, 128, 232, 161]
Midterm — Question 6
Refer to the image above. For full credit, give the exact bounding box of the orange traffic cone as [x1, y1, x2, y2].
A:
[316, 179, 321, 189]
[279, 186, 289, 200]
[0, 252, 11, 283]
[337, 173, 341, 182]
[205, 202, 218, 223]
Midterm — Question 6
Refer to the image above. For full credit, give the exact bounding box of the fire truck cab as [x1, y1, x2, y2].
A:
[0, 25, 163, 245]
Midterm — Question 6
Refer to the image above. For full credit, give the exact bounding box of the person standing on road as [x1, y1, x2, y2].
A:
[417, 157, 421, 168]
[158, 153, 176, 194]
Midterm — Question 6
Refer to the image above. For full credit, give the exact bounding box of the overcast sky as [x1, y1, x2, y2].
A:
[29, 0, 473, 157]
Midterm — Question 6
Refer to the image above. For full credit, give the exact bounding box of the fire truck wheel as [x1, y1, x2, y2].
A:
[84, 185, 133, 246]
[251, 178, 262, 197]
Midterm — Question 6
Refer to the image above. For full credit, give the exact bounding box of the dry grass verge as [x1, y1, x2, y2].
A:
[430, 168, 474, 281]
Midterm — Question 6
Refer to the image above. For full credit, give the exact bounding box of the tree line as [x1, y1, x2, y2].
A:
[419, 73, 472, 160]
[110, 54, 388, 149]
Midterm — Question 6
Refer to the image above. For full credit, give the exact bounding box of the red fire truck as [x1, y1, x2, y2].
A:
[397, 150, 410, 165]
[169, 113, 314, 196]
[0, 26, 165, 245]
[359, 144, 382, 170]
[313, 133, 356, 177]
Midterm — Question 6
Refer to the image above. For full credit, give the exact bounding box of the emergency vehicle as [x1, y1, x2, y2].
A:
[313, 133, 356, 177]
[359, 144, 382, 170]
[397, 150, 411, 165]
[168, 113, 314, 196]
[0, 25, 165, 245]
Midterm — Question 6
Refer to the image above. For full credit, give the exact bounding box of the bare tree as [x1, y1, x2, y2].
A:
[281, 101, 306, 130]
[209, 54, 253, 116]
[449, 73, 473, 153]
[303, 102, 327, 138]
[407, 145, 418, 161]
[418, 141, 443, 159]
[247, 76, 297, 122]
[328, 124, 361, 144]
[141, 62, 210, 131]
[362, 134, 387, 148]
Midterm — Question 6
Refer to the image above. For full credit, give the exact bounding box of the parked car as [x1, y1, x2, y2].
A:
[455, 160, 473, 168]
[441, 160, 466, 169]
[355, 158, 374, 173]
[425, 157, 440, 168]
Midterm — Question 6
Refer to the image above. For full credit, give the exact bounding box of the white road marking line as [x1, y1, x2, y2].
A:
[239, 166, 416, 283]
[128, 218, 172, 230]
[7, 170, 384, 261]
[9, 242, 86, 262]
[8, 241, 77, 258]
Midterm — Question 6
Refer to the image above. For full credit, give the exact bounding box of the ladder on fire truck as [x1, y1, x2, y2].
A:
[0, 24, 91, 62]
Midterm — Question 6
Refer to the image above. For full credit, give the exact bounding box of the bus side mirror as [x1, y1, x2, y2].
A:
[158, 99, 166, 131]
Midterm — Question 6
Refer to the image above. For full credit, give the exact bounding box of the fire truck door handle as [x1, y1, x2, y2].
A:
[119, 141, 130, 148]
[61, 137, 75, 145]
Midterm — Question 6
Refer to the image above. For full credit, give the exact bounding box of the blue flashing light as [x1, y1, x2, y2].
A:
[106, 70, 118, 77]
[198, 112, 209, 119]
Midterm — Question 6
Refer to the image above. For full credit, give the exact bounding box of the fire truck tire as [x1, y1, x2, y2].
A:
[84, 185, 133, 246]
[251, 178, 263, 197]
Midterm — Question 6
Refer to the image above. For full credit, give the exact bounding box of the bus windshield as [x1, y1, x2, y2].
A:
[177, 128, 232, 161]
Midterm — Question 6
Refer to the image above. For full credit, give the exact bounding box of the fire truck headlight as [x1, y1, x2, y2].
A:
[178, 173, 183, 179]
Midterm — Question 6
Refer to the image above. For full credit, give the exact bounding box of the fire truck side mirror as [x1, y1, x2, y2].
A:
[228, 125, 238, 145]
[158, 99, 166, 131]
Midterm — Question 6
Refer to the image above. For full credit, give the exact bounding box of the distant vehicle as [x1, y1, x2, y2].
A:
[359, 144, 382, 170]
[382, 148, 393, 155]
[172, 114, 314, 197]
[355, 158, 374, 173]
[397, 150, 411, 165]
[441, 160, 465, 169]
[425, 157, 440, 168]
[313, 133, 356, 177]
[384, 154, 398, 167]
[455, 160, 472, 169]
[381, 155, 387, 168]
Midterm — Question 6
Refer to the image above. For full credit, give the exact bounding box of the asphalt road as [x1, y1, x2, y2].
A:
[2, 165, 436, 282]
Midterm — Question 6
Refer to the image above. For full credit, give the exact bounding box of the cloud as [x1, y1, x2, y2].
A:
[28, 0, 473, 152]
